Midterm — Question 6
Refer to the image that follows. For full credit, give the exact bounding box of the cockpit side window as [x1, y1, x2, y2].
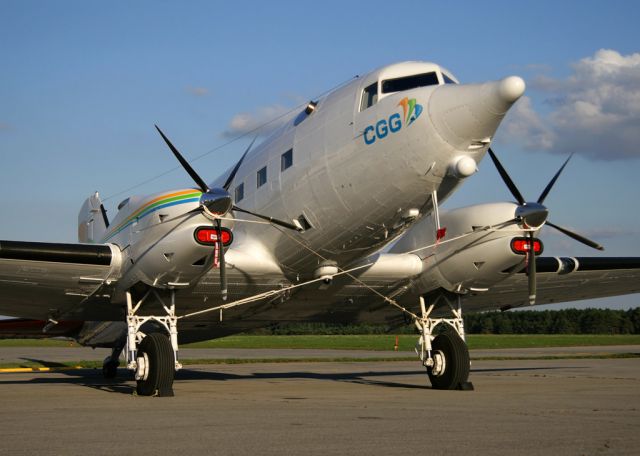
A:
[381, 72, 439, 94]
[442, 73, 458, 84]
[360, 82, 378, 111]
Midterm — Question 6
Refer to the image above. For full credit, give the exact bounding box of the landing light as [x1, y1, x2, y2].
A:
[511, 237, 543, 255]
[194, 227, 233, 246]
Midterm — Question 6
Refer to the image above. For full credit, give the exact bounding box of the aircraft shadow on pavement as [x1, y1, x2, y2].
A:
[20, 358, 69, 368]
[0, 364, 586, 395]
[0, 367, 432, 394]
[178, 368, 433, 390]
[471, 366, 586, 373]
[0, 368, 133, 394]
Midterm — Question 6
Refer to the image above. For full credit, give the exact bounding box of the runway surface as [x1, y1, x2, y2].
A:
[1, 344, 638, 364]
[0, 348, 639, 455]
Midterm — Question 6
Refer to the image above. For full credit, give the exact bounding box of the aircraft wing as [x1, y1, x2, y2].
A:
[461, 257, 640, 312]
[273, 255, 640, 331]
[0, 240, 122, 321]
[2, 238, 639, 337]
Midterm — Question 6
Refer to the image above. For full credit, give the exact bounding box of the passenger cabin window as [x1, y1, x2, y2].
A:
[442, 73, 457, 84]
[117, 198, 130, 210]
[257, 166, 267, 188]
[235, 183, 244, 202]
[381, 72, 440, 94]
[281, 149, 293, 171]
[360, 82, 378, 111]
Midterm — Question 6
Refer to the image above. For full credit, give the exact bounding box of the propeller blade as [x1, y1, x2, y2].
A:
[216, 219, 228, 301]
[546, 221, 604, 251]
[527, 233, 536, 305]
[155, 125, 210, 193]
[487, 148, 525, 205]
[223, 136, 257, 191]
[233, 206, 303, 232]
[537, 154, 573, 204]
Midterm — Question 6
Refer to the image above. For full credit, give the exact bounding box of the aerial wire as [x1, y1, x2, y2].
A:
[103, 75, 359, 203]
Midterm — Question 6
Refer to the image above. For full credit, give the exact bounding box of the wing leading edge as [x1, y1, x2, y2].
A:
[0, 240, 121, 321]
[461, 256, 640, 312]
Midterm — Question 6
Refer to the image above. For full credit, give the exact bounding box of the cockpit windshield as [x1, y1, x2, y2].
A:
[381, 72, 440, 94]
[442, 73, 457, 84]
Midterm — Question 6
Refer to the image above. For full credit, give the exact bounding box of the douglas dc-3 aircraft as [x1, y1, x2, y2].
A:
[1, 61, 640, 396]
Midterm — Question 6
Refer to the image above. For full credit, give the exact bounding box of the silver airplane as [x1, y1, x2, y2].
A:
[1, 61, 639, 396]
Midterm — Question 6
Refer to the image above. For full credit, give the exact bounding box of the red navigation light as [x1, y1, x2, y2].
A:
[194, 227, 233, 246]
[511, 237, 543, 255]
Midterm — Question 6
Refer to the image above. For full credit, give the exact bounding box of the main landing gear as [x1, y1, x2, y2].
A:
[413, 296, 473, 390]
[119, 289, 181, 397]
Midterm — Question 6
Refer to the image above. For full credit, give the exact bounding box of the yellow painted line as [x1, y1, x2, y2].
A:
[0, 366, 84, 373]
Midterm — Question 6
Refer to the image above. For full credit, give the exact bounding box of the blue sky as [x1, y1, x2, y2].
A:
[1, 0, 639, 310]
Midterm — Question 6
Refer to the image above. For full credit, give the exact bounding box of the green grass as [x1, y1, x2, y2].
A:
[0, 339, 79, 348]
[183, 334, 640, 351]
[1, 334, 639, 351]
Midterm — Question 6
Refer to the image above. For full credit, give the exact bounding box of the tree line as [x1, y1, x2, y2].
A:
[464, 308, 640, 334]
[257, 308, 640, 335]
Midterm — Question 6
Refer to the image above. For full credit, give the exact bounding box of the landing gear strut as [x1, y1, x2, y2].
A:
[124, 289, 181, 396]
[414, 296, 473, 390]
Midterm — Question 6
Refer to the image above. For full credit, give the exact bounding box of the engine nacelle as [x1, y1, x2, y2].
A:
[105, 189, 235, 294]
[391, 202, 533, 295]
[116, 221, 227, 292]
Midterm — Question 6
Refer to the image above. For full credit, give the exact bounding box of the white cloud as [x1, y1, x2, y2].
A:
[501, 96, 555, 150]
[221, 103, 295, 138]
[502, 49, 640, 160]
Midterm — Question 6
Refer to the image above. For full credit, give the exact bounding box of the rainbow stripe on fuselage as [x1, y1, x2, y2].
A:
[102, 189, 202, 242]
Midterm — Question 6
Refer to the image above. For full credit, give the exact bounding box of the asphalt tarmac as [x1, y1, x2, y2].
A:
[0, 348, 639, 455]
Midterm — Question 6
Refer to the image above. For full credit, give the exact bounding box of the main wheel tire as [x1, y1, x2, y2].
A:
[427, 331, 470, 390]
[136, 332, 175, 397]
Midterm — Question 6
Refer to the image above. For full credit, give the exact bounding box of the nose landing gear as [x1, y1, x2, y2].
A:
[414, 296, 473, 390]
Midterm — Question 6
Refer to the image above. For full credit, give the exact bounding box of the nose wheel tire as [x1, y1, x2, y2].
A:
[135, 332, 175, 397]
[427, 331, 470, 390]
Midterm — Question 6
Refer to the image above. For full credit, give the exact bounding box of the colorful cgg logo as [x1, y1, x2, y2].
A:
[363, 97, 423, 145]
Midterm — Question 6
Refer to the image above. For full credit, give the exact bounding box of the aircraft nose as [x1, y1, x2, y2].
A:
[428, 76, 525, 151]
[496, 76, 526, 105]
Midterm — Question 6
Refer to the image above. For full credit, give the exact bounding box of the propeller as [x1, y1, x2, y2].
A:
[219, 136, 303, 231]
[155, 125, 232, 216]
[487, 148, 604, 305]
[155, 126, 303, 299]
[215, 218, 227, 299]
[232, 206, 303, 231]
[526, 231, 536, 304]
[222, 136, 255, 191]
